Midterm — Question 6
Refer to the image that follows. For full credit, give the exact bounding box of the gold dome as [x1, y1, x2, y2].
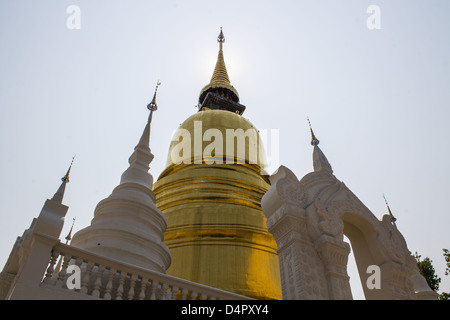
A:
[153, 109, 282, 300]
[164, 109, 267, 169]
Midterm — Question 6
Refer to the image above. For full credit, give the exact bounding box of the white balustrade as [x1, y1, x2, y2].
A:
[41, 242, 251, 300]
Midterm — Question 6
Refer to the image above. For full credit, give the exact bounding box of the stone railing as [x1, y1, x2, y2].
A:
[41, 242, 251, 300]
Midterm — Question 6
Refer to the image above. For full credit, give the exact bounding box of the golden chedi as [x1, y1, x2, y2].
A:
[153, 29, 282, 300]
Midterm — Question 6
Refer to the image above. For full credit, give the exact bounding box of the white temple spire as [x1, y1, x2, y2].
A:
[32, 159, 72, 239]
[126, 81, 160, 174]
[307, 118, 333, 174]
[52, 155, 75, 203]
[71, 82, 171, 273]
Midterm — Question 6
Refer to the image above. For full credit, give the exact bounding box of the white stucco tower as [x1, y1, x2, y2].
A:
[70, 83, 171, 273]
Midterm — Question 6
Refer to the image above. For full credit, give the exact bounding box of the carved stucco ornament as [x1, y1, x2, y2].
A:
[378, 215, 410, 265]
[314, 198, 344, 238]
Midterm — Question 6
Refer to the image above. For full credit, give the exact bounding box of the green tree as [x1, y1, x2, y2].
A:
[440, 248, 450, 300]
[444, 248, 450, 276]
[414, 249, 449, 300]
[414, 252, 441, 292]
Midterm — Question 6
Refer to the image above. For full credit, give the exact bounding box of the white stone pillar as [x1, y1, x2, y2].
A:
[7, 233, 60, 299]
[262, 166, 329, 299]
[314, 234, 352, 299]
[265, 204, 329, 299]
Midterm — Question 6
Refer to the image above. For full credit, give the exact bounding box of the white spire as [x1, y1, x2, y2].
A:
[132, 80, 160, 161]
[52, 155, 75, 203]
[32, 158, 73, 239]
[125, 107, 155, 174]
[313, 145, 333, 174]
[71, 83, 171, 273]
[121, 81, 160, 186]
[307, 118, 333, 174]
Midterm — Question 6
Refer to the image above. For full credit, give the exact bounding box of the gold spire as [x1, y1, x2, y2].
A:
[211, 27, 230, 84]
[65, 217, 76, 244]
[199, 28, 239, 103]
[62, 154, 75, 183]
[383, 194, 397, 226]
[218, 27, 225, 44]
[307, 117, 320, 146]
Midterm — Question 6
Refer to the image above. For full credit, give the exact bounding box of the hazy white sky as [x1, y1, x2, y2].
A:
[0, 0, 449, 299]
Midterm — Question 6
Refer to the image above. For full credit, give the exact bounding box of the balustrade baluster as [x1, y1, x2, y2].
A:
[160, 282, 169, 300]
[91, 265, 105, 298]
[138, 277, 148, 300]
[80, 261, 94, 295]
[149, 280, 159, 300]
[127, 274, 138, 300]
[56, 254, 72, 288]
[103, 268, 116, 300]
[181, 288, 188, 300]
[115, 271, 127, 300]
[170, 285, 179, 300]
[43, 250, 59, 284]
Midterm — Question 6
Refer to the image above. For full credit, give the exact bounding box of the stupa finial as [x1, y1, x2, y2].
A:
[199, 28, 239, 104]
[148, 80, 161, 114]
[52, 155, 75, 203]
[307, 117, 320, 146]
[383, 194, 397, 226]
[62, 154, 75, 183]
[65, 217, 76, 244]
[218, 27, 225, 45]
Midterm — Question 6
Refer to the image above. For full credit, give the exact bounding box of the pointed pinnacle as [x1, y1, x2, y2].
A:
[383, 194, 397, 224]
[210, 29, 230, 85]
[217, 27, 225, 43]
[62, 154, 76, 183]
[148, 80, 161, 112]
[307, 117, 320, 146]
[65, 217, 76, 243]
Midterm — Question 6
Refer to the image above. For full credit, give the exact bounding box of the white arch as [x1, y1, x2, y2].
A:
[262, 165, 438, 300]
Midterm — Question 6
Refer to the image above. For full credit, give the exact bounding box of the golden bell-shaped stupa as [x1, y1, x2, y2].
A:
[153, 29, 282, 300]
